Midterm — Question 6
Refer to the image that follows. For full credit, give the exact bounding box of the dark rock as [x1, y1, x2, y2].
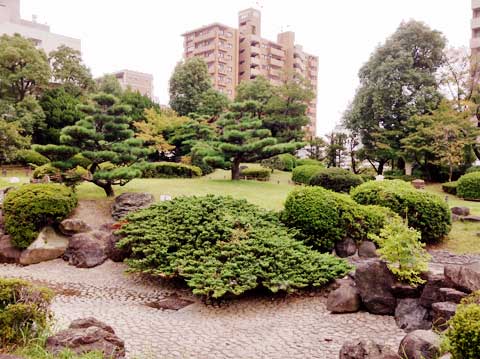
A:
[106, 233, 130, 262]
[451, 207, 470, 216]
[444, 263, 480, 293]
[64, 231, 110, 268]
[451, 214, 461, 222]
[0, 235, 21, 264]
[46, 318, 125, 358]
[461, 215, 480, 222]
[339, 340, 400, 359]
[431, 302, 457, 331]
[335, 238, 357, 258]
[59, 219, 91, 236]
[395, 299, 431, 332]
[398, 330, 441, 359]
[358, 241, 378, 258]
[439, 288, 467, 304]
[355, 259, 397, 315]
[420, 273, 451, 309]
[327, 284, 361, 313]
[391, 282, 422, 299]
[111, 192, 154, 220]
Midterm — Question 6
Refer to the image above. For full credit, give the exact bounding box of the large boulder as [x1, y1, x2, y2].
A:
[339, 340, 400, 359]
[451, 207, 470, 216]
[105, 232, 130, 262]
[63, 231, 110, 268]
[354, 259, 397, 315]
[419, 273, 451, 309]
[444, 263, 480, 293]
[431, 302, 457, 330]
[59, 219, 91, 236]
[46, 317, 125, 358]
[335, 238, 357, 258]
[111, 192, 154, 220]
[327, 284, 361, 313]
[19, 226, 69, 265]
[395, 299, 431, 332]
[391, 282, 423, 299]
[358, 241, 378, 259]
[0, 235, 21, 264]
[398, 330, 441, 359]
[439, 288, 467, 304]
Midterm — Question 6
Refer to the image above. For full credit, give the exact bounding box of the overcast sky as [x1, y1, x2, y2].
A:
[22, 0, 470, 135]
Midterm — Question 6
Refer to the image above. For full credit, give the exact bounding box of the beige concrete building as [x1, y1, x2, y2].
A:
[112, 69, 154, 99]
[0, 0, 81, 54]
[472, 0, 480, 53]
[182, 8, 318, 136]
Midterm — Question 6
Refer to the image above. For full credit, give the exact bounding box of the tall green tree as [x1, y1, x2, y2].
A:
[35, 93, 149, 196]
[0, 96, 46, 138]
[202, 101, 304, 180]
[235, 76, 274, 106]
[96, 74, 123, 97]
[169, 57, 212, 116]
[344, 20, 446, 174]
[49, 45, 94, 95]
[325, 132, 348, 168]
[0, 119, 30, 166]
[121, 89, 159, 122]
[0, 34, 50, 101]
[196, 88, 230, 119]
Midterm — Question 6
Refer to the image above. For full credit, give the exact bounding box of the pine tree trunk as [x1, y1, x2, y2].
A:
[231, 159, 241, 180]
[104, 184, 115, 197]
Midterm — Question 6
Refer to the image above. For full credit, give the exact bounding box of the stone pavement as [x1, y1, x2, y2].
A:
[0, 260, 405, 359]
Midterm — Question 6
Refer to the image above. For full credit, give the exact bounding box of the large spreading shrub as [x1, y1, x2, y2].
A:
[351, 180, 451, 243]
[117, 195, 351, 299]
[240, 168, 271, 181]
[137, 162, 202, 178]
[296, 159, 324, 167]
[444, 292, 480, 359]
[457, 172, 480, 200]
[280, 187, 395, 252]
[309, 168, 364, 193]
[3, 184, 78, 249]
[0, 278, 53, 348]
[442, 181, 458, 196]
[15, 149, 49, 166]
[292, 165, 324, 184]
[466, 165, 480, 174]
[261, 154, 297, 172]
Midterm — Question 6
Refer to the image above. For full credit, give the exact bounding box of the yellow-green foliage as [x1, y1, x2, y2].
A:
[3, 184, 77, 248]
[0, 278, 53, 348]
[369, 218, 430, 286]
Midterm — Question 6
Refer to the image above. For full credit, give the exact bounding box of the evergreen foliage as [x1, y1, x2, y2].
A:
[309, 168, 364, 193]
[457, 172, 480, 200]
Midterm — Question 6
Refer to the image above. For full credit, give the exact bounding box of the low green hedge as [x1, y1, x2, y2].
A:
[138, 162, 202, 178]
[117, 195, 352, 299]
[3, 184, 78, 249]
[280, 187, 395, 252]
[15, 150, 49, 166]
[457, 172, 480, 200]
[309, 168, 364, 193]
[442, 181, 458, 196]
[240, 168, 271, 180]
[296, 158, 324, 167]
[466, 166, 480, 174]
[0, 278, 53, 348]
[292, 165, 324, 184]
[261, 154, 297, 172]
[351, 180, 451, 243]
[32, 163, 61, 180]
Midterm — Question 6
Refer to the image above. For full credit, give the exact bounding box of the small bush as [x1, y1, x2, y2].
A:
[309, 168, 364, 193]
[137, 162, 202, 178]
[15, 150, 50, 166]
[261, 154, 297, 172]
[466, 165, 480, 174]
[3, 184, 78, 249]
[360, 173, 376, 182]
[117, 195, 352, 299]
[296, 158, 324, 167]
[0, 278, 53, 348]
[240, 168, 271, 180]
[280, 187, 393, 252]
[444, 291, 480, 359]
[351, 180, 451, 243]
[457, 172, 480, 200]
[442, 181, 458, 196]
[32, 164, 61, 180]
[369, 219, 430, 286]
[292, 165, 324, 184]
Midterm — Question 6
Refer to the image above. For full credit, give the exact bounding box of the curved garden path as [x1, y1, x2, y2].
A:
[0, 259, 406, 359]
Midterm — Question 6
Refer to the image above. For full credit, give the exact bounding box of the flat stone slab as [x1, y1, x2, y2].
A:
[19, 226, 69, 265]
[461, 215, 480, 222]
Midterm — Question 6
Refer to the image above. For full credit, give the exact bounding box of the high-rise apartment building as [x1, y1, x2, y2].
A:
[182, 8, 318, 136]
[112, 69, 154, 99]
[0, 0, 81, 54]
[472, 0, 480, 54]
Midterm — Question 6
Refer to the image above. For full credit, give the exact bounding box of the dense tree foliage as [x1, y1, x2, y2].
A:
[0, 119, 29, 166]
[96, 74, 123, 97]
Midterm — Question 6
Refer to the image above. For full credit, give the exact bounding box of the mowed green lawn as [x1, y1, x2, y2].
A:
[2, 165, 480, 254]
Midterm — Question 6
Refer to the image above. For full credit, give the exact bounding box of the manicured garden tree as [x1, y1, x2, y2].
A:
[96, 74, 123, 97]
[0, 119, 30, 167]
[202, 101, 304, 180]
[35, 93, 149, 196]
[121, 89, 159, 122]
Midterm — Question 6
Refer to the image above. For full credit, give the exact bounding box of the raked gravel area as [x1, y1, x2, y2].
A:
[0, 259, 406, 359]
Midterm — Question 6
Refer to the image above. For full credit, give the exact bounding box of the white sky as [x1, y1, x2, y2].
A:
[22, 0, 470, 136]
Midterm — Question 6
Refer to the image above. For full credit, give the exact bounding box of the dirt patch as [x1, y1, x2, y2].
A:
[145, 294, 194, 310]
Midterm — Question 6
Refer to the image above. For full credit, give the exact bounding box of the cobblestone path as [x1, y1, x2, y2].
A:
[0, 260, 405, 359]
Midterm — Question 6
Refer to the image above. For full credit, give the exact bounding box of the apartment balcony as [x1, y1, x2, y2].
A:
[270, 47, 285, 58]
[269, 68, 281, 78]
[269, 57, 284, 68]
[471, 37, 480, 49]
[294, 61, 305, 72]
[194, 31, 216, 43]
[250, 68, 262, 77]
[473, 0, 480, 9]
[473, 17, 480, 29]
[204, 53, 216, 63]
[250, 55, 261, 66]
[251, 45, 261, 55]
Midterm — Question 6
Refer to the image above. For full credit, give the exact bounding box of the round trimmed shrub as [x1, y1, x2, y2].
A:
[240, 168, 271, 180]
[15, 149, 49, 166]
[351, 180, 451, 243]
[0, 278, 53, 348]
[309, 168, 364, 193]
[261, 154, 297, 172]
[296, 158, 324, 167]
[3, 184, 78, 249]
[137, 162, 202, 178]
[292, 165, 324, 184]
[32, 163, 61, 180]
[117, 195, 352, 299]
[466, 165, 480, 174]
[442, 181, 458, 196]
[457, 172, 480, 200]
[280, 187, 393, 252]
